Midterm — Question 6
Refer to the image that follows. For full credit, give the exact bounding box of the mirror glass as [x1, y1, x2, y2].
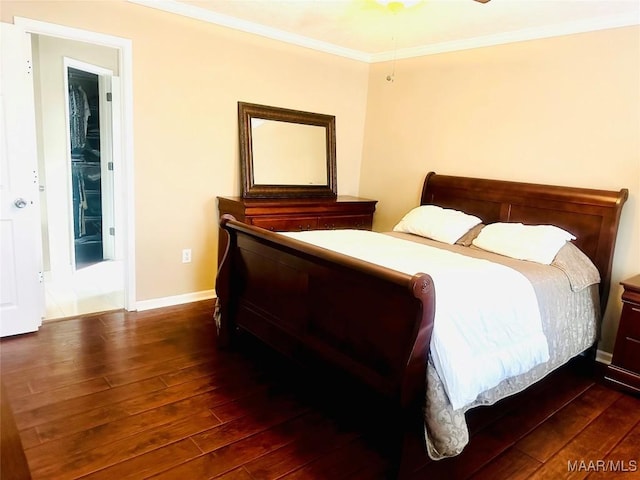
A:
[251, 119, 327, 185]
[239, 102, 337, 198]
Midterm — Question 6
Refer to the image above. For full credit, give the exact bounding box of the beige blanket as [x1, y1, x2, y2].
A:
[387, 232, 600, 459]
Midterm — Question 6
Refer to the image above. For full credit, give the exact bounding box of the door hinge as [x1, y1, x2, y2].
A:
[38, 272, 44, 283]
[106, 92, 112, 102]
[26, 59, 33, 76]
[109, 227, 115, 236]
[108, 162, 114, 171]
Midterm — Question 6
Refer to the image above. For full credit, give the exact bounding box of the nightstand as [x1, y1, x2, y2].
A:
[605, 274, 640, 394]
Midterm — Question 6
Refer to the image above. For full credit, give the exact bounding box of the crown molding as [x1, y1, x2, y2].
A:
[128, 0, 639, 64]
[127, 0, 371, 62]
[371, 11, 640, 62]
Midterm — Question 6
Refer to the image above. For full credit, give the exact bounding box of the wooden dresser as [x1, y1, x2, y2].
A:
[217, 195, 377, 263]
[605, 274, 640, 394]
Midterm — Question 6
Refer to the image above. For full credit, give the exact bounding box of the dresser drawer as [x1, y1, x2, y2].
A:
[318, 214, 372, 230]
[251, 216, 318, 232]
[620, 302, 640, 340]
[614, 337, 640, 373]
[612, 301, 640, 374]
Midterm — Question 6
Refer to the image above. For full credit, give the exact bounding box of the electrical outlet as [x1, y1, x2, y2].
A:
[182, 248, 192, 263]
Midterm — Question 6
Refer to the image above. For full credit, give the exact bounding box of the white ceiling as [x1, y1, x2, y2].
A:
[130, 0, 640, 62]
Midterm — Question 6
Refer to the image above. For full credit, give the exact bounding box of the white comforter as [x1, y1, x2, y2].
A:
[281, 229, 550, 410]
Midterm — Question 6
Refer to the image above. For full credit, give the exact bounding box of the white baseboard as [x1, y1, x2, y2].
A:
[136, 289, 216, 312]
[595, 349, 612, 365]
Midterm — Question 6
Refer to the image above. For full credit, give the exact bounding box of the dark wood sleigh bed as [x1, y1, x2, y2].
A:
[214, 172, 628, 478]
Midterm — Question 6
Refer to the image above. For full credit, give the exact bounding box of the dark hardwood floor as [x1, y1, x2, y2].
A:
[1, 300, 638, 479]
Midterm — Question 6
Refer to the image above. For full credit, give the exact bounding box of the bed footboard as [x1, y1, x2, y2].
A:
[216, 215, 435, 411]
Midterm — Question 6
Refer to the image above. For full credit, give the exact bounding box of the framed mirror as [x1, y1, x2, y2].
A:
[238, 102, 337, 198]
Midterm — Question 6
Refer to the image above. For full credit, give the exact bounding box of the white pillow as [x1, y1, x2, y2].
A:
[472, 223, 576, 264]
[392, 205, 482, 245]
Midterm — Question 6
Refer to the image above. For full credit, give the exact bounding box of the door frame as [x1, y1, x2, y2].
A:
[14, 16, 136, 311]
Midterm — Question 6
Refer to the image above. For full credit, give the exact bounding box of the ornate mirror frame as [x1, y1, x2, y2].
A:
[238, 102, 337, 198]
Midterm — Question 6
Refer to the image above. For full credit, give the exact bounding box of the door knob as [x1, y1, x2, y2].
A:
[14, 198, 28, 208]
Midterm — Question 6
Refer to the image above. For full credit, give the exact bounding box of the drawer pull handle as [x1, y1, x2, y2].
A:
[632, 307, 640, 313]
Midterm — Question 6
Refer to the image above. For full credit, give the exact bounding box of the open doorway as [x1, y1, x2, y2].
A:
[31, 34, 125, 320]
[69, 67, 104, 270]
[67, 63, 116, 270]
[2, 16, 136, 325]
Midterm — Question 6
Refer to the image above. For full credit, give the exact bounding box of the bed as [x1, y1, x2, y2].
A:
[214, 171, 628, 477]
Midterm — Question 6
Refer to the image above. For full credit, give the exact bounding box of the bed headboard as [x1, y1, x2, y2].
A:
[421, 172, 628, 311]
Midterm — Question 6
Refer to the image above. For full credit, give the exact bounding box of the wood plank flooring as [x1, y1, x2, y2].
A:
[1, 300, 638, 479]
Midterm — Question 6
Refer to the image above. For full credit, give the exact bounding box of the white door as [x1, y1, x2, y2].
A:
[0, 22, 44, 336]
[108, 77, 124, 261]
[99, 74, 116, 261]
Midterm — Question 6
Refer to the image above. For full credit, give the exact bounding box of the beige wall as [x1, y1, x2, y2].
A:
[360, 26, 640, 352]
[1, 1, 370, 301]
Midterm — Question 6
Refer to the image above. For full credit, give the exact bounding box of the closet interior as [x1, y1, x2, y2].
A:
[68, 67, 103, 269]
